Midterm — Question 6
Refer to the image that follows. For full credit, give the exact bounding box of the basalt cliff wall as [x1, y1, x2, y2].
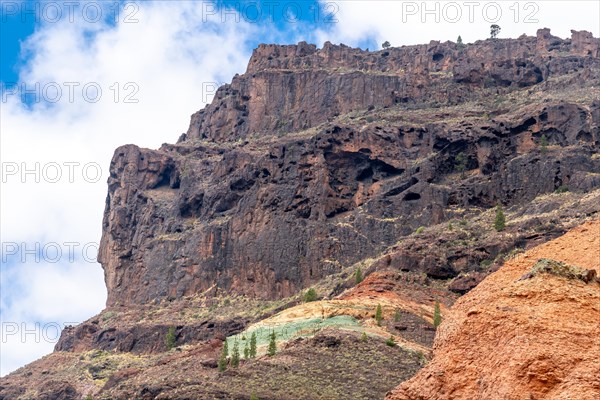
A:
[98, 29, 600, 307]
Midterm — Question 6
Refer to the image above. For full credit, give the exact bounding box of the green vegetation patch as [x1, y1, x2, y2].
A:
[227, 315, 362, 354]
[519, 258, 597, 283]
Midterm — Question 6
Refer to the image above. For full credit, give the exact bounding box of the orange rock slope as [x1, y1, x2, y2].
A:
[387, 220, 600, 400]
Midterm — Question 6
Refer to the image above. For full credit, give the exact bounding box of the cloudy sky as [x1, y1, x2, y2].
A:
[1, 0, 598, 376]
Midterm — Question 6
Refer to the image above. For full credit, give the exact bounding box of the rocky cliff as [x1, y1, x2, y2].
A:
[2, 28, 600, 400]
[99, 29, 600, 307]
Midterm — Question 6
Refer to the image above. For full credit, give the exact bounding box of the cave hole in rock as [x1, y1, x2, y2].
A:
[403, 192, 421, 201]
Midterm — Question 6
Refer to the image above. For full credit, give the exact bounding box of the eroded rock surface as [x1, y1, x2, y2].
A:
[100, 29, 600, 307]
[386, 221, 600, 400]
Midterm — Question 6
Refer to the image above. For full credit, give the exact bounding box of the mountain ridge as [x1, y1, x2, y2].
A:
[1, 28, 599, 399]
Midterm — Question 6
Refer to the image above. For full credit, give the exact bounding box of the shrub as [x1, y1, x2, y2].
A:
[386, 336, 396, 347]
[361, 332, 368, 342]
[382, 41, 391, 49]
[520, 258, 597, 283]
[244, 342, 249, 360]
[494, 205, 506, 232]
[355, 267, 364, 284]
[554, 185, 569, 194]
[304, 288, 318, 302]
[250, 394, 259, 400]
[375, 304, 383, 326]
[267, 331, 277, 357]
[433, 302, 442, 328]
[165, 326, 176, 350]
[249, 332, 257, 358]
[415, 226, 425, 234]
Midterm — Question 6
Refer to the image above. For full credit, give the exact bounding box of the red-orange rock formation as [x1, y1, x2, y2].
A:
[386, 221, 600, 400]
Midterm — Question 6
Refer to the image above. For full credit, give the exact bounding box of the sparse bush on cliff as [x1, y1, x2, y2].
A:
[555, 185, 569, 194]
[165, 326, 176, 350]
[433, 302, 442, 328]
[375, 304, 383, 326]
[386, 335, 396, 347]
[494, 205, 506, 231]
[519, 258, 597, 283]
[415, 226, 425, 234]
[382, 41, 391, 49]
[361, 332, 368, 342]
[304, 288, 318, 302]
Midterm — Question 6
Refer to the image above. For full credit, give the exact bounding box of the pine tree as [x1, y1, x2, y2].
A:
[433, 302, 442, 328]
[455, 152, 467, 178]
[244, 342, 249, 360]
[223, 337, 229, 357]
[375, 304, 383, 326]
[490, 24, 501, 39]
[382, 41, 391, 49]
[494, 205, 506, 232]
[355, 267, 364, 284]
[540, 134, 548, 154]
[231, 339, 240, 368]
[249, 332, 257, 358]
[267, 330, 277, 357]
[165, 326, 176, 350]
[456, 35, 465, 49]
[218, 340, 228, 372]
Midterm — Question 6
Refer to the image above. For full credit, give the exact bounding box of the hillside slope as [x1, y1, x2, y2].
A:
[387, 220, 600, 400]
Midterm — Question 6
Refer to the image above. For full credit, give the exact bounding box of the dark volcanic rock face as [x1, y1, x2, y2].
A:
[54, 318, 247, 354]
[98, 30, 600, 307]
[185, 30, 599, 142]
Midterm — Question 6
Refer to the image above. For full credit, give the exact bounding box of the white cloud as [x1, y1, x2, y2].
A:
[316, 1, 600, 48]
[1, 1, 256, 376]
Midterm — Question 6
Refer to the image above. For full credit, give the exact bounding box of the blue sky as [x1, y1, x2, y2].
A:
[1, 0, 598, 376]
[0, 1, 369, 85]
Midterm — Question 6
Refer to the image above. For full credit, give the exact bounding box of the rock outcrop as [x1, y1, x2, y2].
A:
[99, 29, 600, 307]
[386, 221, 600, 400]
